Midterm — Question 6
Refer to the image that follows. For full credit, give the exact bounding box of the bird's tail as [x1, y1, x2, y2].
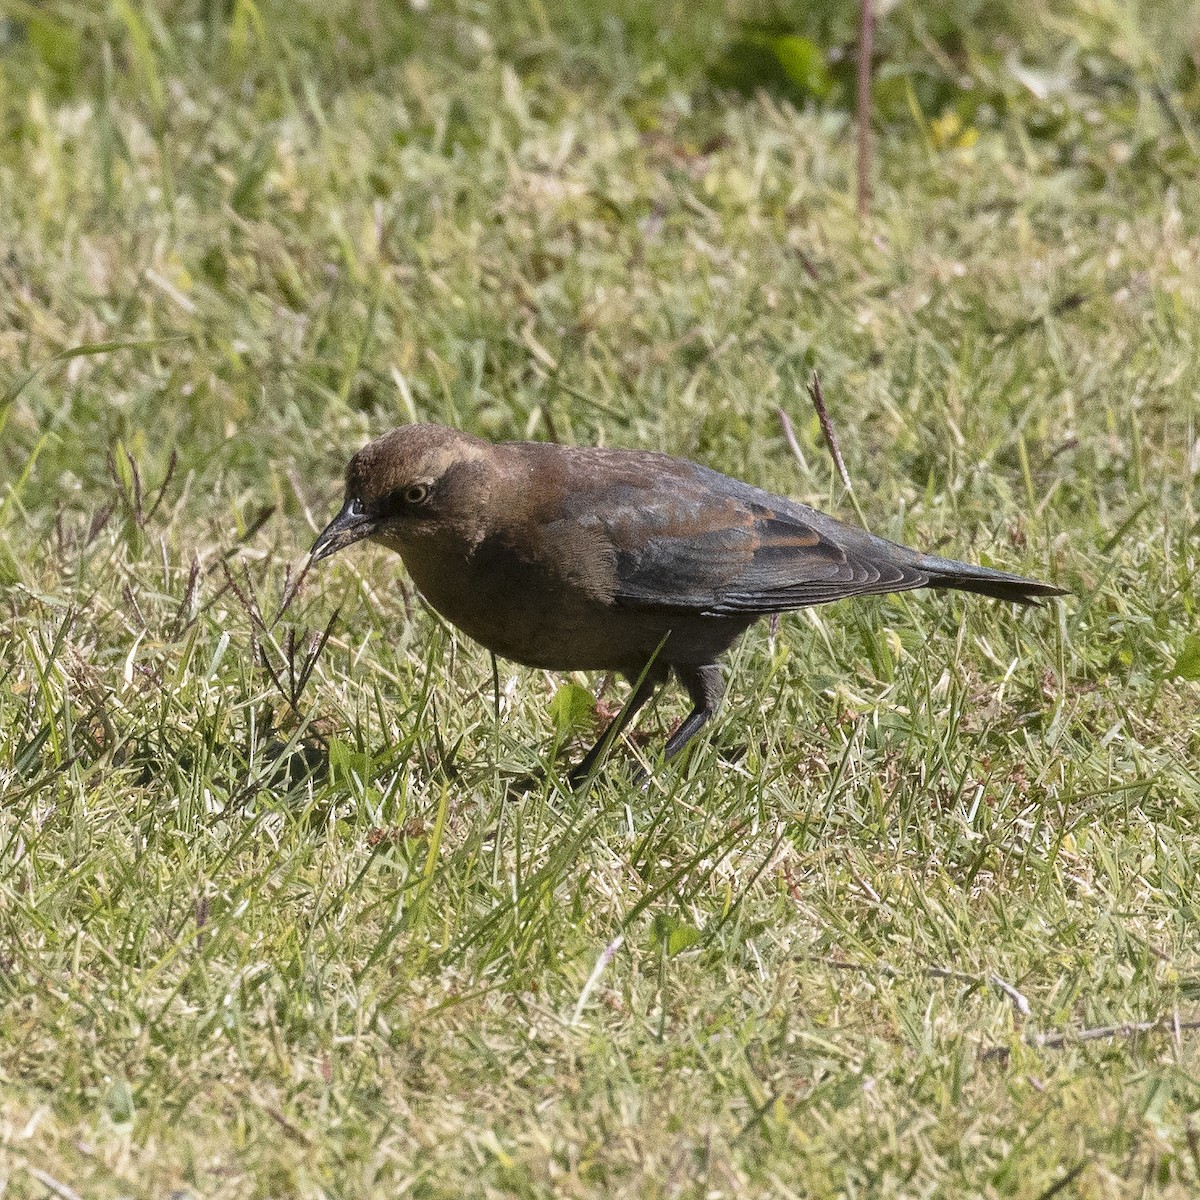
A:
[917, 554, 1067, 606]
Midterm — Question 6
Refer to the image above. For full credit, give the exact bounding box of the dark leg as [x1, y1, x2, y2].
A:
[663, 663, 725, 762]
[568, 663, 667, 787]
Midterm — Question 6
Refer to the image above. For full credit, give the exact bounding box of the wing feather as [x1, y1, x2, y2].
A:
[562, 458, 930, 616]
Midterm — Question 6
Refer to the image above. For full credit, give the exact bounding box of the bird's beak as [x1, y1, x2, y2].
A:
[310, 499, 376, 562]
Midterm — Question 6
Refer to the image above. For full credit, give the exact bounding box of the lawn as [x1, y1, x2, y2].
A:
[2, 1, 1200, 1196]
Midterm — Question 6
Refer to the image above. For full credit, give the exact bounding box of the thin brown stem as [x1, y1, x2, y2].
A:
[856, 0, 874, 219]
[807, 372, 853, 493]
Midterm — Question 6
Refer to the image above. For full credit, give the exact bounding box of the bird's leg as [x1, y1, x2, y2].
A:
[568, 664, 666, 787]
[663, 664, 725, 762]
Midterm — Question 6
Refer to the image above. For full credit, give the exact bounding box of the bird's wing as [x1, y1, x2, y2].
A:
[566, 457, 929, 617]
[612, 510, 928, 616]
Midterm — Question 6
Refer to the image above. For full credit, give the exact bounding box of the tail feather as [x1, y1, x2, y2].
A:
[917, 554, 1067, 606]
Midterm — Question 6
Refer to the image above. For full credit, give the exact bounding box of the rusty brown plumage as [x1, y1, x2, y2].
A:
[311, 424, 1066, 785]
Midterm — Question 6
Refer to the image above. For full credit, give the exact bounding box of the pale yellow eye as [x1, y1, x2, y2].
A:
[404, 483, 430, 505]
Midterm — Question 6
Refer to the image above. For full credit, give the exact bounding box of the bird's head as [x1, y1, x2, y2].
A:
[310, 424, 494, 562]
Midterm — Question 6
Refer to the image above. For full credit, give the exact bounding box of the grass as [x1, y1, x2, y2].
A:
[2, 1, 1200, 1196]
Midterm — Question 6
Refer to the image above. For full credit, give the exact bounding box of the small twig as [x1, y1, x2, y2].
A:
[807, 372, 853, 492]
[927, 965, 984, 985]
[1035, 1162, 1086, 1200]
[815, 956, 1029, 1018]
[981, 1017, 1200, 1063]
[856, 0, 874, 220]
[775, 406, 809, 475]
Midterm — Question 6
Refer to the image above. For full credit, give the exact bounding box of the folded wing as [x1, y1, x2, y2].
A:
[565, 456, 931, 617]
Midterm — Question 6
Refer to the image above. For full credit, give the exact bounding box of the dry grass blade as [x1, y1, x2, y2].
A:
[776, 405, 809, 474]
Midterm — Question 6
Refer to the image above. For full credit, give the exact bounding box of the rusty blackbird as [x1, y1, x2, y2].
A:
[311, 424, 1065, 784]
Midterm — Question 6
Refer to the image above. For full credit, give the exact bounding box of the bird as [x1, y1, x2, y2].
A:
[310, 423, 1065, 785]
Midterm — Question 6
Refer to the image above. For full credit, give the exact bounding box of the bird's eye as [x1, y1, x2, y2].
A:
[404, 483, 430, 505]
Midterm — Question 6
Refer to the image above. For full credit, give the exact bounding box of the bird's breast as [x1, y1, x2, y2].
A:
[394, 527, 631, 670]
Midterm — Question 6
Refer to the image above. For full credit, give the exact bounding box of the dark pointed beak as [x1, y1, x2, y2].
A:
[310, 499, 376, 562]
